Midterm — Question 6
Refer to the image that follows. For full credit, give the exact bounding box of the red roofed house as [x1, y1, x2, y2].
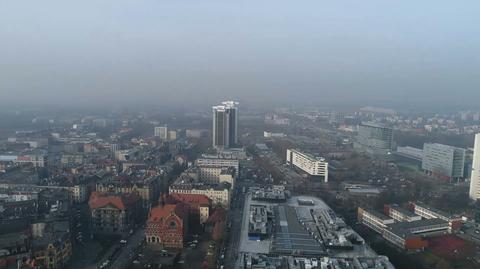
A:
[166, 193, 211, 224]
[146, 204, 188, 249]
[89, 192, 141, 234]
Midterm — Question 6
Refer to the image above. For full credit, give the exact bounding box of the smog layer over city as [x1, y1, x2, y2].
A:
[0, 1, 480, 269]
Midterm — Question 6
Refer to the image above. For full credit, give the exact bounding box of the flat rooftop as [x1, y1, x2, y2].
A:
[271, 205, 325, 255]
[414, 201, 454, 219]
[386, 218, 449, 239]
[390, 204, 418, 218]
[364, 209, 393, 221]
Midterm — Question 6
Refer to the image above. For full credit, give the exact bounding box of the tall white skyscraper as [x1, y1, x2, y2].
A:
[212, 101, 239, 149]
[469, 133, 480, 200]
[154, 126, 168, 140]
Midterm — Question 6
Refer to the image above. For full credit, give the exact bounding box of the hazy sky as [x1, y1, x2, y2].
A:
[1, 1, 479, 109]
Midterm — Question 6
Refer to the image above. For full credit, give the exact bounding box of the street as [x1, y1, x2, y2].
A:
[86, 228, 145, 269]
[223, 181, 246, 269]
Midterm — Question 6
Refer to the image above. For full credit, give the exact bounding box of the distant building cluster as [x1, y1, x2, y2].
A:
[264, 114, 290, 126]
[0, 187, 73, 268]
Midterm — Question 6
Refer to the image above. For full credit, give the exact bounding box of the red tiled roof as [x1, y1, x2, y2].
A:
[88, 191, 139, 210]
[167, 193, 210, 207]
[207, 207, 226, 223]
[148, 204, 188, 222]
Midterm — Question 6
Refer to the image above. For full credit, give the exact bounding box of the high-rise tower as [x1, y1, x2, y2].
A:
[212, 101, 239, 149]
[469, 133, 480, 200]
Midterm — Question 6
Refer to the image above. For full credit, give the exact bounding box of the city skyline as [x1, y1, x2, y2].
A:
[1, 2, 480, 269]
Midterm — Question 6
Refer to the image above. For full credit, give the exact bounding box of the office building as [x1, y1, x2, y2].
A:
[422, 143, 465, 181]
[410, 202, 462, 232]
[354, 122, 393, 155]
[212, 101, 239, 149]
[154, 126, 168, 140]
[384, 204, 421, 223]
[358, 206, 450, 250]
[382, 219, 449, 250]
[470, 133, 480, 200]
[357, 208, 394, 234]
[286, 149, 328, 182]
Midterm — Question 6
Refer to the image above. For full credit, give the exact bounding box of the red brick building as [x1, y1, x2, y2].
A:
[166, 193, 211, 224]
[145, 204, 188, 249]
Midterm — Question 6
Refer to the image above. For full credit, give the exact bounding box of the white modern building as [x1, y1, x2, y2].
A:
[154, 126, 168, 140]
[469, 133, 480, 200]
[212, 101, 239, 149]
[196, 157, 239, 177]
[422, 143, 465, 181]
[286, 149, 328, 182]
[263, 131, 286, 138]
[354, 122, 393, 156]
